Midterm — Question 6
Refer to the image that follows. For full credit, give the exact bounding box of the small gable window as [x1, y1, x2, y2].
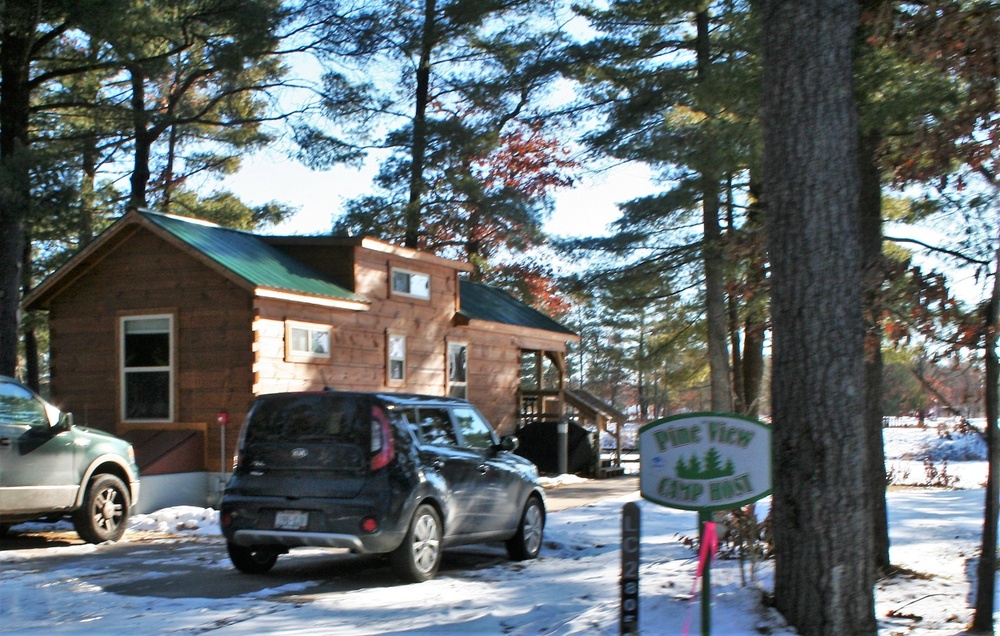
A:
[387, 333, 406, 383]
[447, 342, 468, 399]
[121, 314, 173, 422]
[285, 320, 331, 361]
[391, 268, 430, 299]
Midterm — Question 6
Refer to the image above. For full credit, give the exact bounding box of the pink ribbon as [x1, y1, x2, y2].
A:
[696, 521, 719, 579]
[683, 521, 719, 636]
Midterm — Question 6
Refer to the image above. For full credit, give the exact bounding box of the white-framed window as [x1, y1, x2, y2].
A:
[387, 333, 406, 383]
[447, 342, 468, 399]
[121, 314, 173, 422]
[285, 320, 331, 361]
[391, 268, 430, 299]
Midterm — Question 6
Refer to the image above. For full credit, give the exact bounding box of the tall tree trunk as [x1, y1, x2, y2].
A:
[78, 42, 101, 247]
[741, 318, 765, 417]
[972, 242, 1000, 633]
[0, 4, 35, 378]
[162, 124, 179, 213]
[859, 130, 891, 575]
[727, 290, 744, 409]
[741, 178, 767, 419]
[463, 166, 486, 281]
[404, 0, 437, 249]
[726, 175, 746, 413]
[637, 311, 648, 421]
[80, 135, 98, 246]
[128, 64, 151, 211]
[20, 233, 39, 390]
[761, 1, 876, 634]
[696, 6, 733, 412]
[703, 170, 732, 412]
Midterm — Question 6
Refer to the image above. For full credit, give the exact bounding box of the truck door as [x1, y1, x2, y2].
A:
[0, 380, 77, 513]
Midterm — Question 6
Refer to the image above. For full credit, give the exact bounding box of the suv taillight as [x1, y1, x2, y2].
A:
[370, 405, 395, 471]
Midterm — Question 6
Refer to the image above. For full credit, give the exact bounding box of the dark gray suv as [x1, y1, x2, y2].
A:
[220, 391, 545, 582]
[0, 376, 140, 543]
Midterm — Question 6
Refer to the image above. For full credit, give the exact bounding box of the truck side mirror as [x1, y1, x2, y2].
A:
[55, 412, 74, 432]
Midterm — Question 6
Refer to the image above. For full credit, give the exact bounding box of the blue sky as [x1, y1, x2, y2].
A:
[220, 147, 992, 307]
[221, 148, 656, 240]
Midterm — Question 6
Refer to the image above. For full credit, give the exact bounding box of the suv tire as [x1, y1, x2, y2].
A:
[72, 474, 131, 544]
[228, 542, 280, 574]
[391, 504, 442, 582]
[505, 495, 544, 561]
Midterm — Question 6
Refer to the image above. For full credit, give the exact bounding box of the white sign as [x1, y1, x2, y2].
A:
[639, 413, 772, 511]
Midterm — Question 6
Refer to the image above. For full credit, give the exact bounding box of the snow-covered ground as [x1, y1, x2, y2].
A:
[0, 422, 993, 634]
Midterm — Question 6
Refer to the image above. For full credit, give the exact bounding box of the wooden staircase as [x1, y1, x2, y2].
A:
[598, 456, 626, 479]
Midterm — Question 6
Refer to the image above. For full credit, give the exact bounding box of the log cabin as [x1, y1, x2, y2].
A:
[22, 209, 585, 511]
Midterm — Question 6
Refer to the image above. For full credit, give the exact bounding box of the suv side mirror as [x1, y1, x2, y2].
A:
[497, 435, 519, 452]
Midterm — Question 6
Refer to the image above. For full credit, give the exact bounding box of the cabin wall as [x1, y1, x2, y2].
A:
[46, 229, 255, 473]
[462, 326, 572, 436]
[250, 245, 568, 435]
[252, 247, 459, 396]
[463, 331, 522, 435]
[264, 241, 358, 292]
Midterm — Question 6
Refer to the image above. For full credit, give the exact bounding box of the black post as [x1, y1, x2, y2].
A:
[557, 420, 568, 475]
[621, 502, 640, 635]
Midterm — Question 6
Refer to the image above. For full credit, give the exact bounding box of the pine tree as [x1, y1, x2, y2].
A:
[302, 0, 575, 287]
[568, 0, 762, 412]
[761, 0, 876, 632]
[84, 0, 290, 210]
[0, 0, 297, 383]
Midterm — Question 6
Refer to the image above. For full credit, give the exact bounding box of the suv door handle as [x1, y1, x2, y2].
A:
[477, 463, 488, 474]
[433, 460, 445, 470]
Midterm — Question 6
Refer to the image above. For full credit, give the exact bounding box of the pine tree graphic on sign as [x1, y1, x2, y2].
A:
[674, 447, 736, 479]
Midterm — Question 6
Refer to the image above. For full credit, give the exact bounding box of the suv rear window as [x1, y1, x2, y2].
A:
[244, 394, 369, 446]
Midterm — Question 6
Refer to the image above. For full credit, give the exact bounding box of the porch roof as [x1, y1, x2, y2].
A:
[564, 388, 628, 424]
[457, 280, 576, 337]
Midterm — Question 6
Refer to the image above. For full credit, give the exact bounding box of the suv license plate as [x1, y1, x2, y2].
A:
[274, 510, 308, 530]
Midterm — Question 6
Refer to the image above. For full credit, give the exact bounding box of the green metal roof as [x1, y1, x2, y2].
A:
[139, 212, 571, 334]
[459, 280, 576, 336]
[141, 211, 366, 303]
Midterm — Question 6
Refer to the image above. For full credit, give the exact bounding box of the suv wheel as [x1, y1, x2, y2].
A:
[72, 474, 130, 544]
[506, 495, 544, 561]
[227, 542, 280, 573]
[391, 504, 442, 582]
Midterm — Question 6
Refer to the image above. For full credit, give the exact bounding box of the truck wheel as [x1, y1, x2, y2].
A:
[72, 474, 130, 544]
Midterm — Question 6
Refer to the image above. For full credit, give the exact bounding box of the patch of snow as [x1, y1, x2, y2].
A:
[0, 426, 995, 634]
